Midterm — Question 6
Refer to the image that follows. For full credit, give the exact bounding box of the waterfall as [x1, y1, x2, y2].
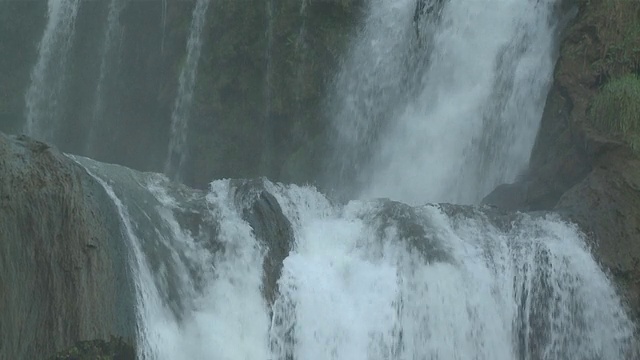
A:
[20, 0, 636, 357]
[86, 0, 125, 157]
[293, 0, 309, 119]
[74, 157, 635, 359]
[79, 159, 273, 359]
[161, 0, 168, 54]
[24, 0, 81, 143]
[269, 191, 635, 359]
[329, 0, 559, 205]
[263, 0, 275, 173]
[164, 0, 211, 181]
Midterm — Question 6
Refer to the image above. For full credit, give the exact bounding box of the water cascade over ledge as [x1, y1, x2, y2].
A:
[78, 156, 635, 359]
[5, 0, 638, 358]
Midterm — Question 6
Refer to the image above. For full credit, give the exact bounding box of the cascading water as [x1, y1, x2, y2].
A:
[293, 0, 309, 108]
[75, 156, 635, 359]
[326, 0, 419, 196]
[263, 0, 275, 173]
[164, 0, 211, 181]
[329, 0, 560, 205]
[79, 159, 273, 359]
[161, 0, 168, 54]
[86, 0, 125, 156]
[269, 192, 635, 360]
[57, 0, 637, 358]
[24, 0, 81, 143]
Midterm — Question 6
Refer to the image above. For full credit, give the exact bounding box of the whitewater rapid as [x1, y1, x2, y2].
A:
[70, 0, 636, 358]
[77, 155, 634, 359]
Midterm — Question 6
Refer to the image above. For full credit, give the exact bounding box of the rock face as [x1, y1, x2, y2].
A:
[555, 152, 640, 319]
[49, 338, 135, 360]
[0, 1, 363, 189]
[231, 179, 296, 307]
[0, 133, 136, 359]
[483, 0, 640, 319]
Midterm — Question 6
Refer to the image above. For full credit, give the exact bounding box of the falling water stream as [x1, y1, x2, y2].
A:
[164, 0, 212, 181]
[34, 0, 639, 358]
[262, 0, 276, 173]
[86, 0, 125, 156]
[329, 0, 559, 204]
[24, 0, 81, 142]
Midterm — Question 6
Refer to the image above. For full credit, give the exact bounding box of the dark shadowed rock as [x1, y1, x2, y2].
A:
[231, 178, 295, 306]
[354, 199, 451, 263]
[555, 152, 640, 319]
[0, 133, 136, 359]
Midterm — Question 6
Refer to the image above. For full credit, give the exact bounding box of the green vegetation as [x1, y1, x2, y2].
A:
[589, 0, 640, 78]
[590, 75, 640, 152]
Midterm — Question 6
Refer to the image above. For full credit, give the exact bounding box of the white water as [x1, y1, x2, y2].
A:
[165, 0, 211, 180]
[268, 186, 634, 360]
[263, 0, 275, 170]
[80, 160, 272, 359]
[86, 0, 125, 156]
[161, 0, 168, 54]
[24, 0, 81, 142]
[80, 167, 634, 359]
[72, 0, 636, 358]
[330, 0, 559, 205]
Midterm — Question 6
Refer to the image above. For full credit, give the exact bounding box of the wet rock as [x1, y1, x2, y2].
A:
[555, 153, 640, 320]
[0, 133, 136, 359]
[356, 199, 451, 263]
[231, 179, 295, 306]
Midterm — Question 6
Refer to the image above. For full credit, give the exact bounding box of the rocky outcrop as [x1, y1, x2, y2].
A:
[555, 152, 640, 318]
[231, 179, 295, 307]
[484, 0, 640, 318]
[0, 133, 136, 359]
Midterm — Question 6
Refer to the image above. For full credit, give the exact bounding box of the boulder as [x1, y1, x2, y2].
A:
[0, 133, 136, 359]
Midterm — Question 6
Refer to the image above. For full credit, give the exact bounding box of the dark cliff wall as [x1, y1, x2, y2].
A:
[0, 0, 363, 189]
[0, 133, 136, 359]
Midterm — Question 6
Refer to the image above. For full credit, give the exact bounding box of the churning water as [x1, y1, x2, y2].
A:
[68, 0, 635, 358]
[80, 161, 634, 359]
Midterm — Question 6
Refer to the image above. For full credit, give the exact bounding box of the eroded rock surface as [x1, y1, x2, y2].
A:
[0, 133, 136, 359]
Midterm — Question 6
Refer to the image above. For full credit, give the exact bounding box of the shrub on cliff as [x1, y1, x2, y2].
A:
[590, 74, 640, 152]
[590, 0, 640, 78]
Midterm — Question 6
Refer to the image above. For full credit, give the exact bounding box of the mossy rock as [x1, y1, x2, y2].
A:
[588, 0, 640, 78]
[48, 338, 135, 360]
[589, 74, 640, 152]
